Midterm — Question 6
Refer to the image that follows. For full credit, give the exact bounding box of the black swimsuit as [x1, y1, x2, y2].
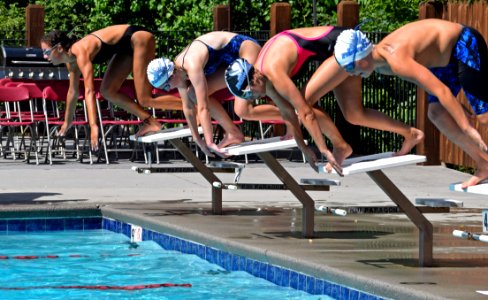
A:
[89, 25, 147, 64]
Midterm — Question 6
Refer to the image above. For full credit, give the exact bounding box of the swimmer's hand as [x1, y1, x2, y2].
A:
[322, 150, 344, 177]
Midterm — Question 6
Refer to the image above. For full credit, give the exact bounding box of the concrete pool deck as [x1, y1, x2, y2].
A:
[0, 157, 487, 299]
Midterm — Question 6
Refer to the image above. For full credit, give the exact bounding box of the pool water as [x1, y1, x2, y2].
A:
[0, 230, 332, 299]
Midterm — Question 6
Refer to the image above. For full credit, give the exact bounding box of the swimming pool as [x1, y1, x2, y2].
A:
[0, 216, 382, 299]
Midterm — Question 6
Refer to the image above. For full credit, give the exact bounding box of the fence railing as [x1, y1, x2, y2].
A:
[0, 30, 26, 47]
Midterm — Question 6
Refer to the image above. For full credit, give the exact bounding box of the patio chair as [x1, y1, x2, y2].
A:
[0, 86, 39, 164]
[42, 83, 93, 164]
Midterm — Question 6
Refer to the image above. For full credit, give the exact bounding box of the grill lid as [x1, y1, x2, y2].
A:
[0, 46, 53, 67]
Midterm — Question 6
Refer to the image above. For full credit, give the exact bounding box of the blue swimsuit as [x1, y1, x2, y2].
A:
[184, 34, 259, 76]
[428, 26, 488, 115]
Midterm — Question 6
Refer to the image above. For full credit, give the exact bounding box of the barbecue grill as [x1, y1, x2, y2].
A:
[0, 46, 69, 80]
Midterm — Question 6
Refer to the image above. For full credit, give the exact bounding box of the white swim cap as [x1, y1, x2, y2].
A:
[147, 58, 174, 89]
[334, 29, 373, 71]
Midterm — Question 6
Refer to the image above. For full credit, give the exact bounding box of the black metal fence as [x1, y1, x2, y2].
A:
[0, 31, 26, 47]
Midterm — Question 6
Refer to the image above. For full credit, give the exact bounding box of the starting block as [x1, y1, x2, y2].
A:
[449, 180, 488, 196]
[317, 152, 433, 267]
[223, 137, 298, 156]
[129, 126, 203, 143]
[317, 153, 426, 175]
[130, 126, 203, 168]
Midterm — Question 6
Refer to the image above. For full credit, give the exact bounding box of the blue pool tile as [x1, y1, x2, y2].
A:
[251, 260, 261, 277]
[331, 283, 341, 299]
[174, 237, 182, 252]
[189, 242, 198, 256]
[122, 223, 131, 237]
[323, 279, 332, 296]
[216, 249, 224, 267]
[238, 256, 246, 271]
[206, 247, 218, 264]
[106, 219, 116, 232]
[160, 234, 170, 249]
[349, 289, 360, 300]
[359, 292, 379, 300]
[101, 219, 108, 230]
[230, 254, 239, 271]
[117, 221, 124, 233]
[305, 275, 315, 294]
[167, 236, 176, 250]
[83, 218, 102, 230]
[258, 261, 267, 279]
[245, 258, 254, 274]
[8, 219, 26, 232]
[280, 268, 290, 287]
[180, 240, 189, 254]
[271, 266, 282, 285]
[45, 219, 65, 231]
[142, 229, 152, 241]
[151, 232, 160, 244]
[297, 273, 306, 291]
[196, 244, 205, 259]
[266, 265, 276, 282]
[0, 220, 6, 232]
[289, 271, 299, 289]
[219, 251, 231, 270]
[64, 218, 83, 230]
[314, 279, 325, 295]
[26, 219, 46, 232]
[341, 285, 350, 299]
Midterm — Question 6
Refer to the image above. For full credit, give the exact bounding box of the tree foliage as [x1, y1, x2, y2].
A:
[0, 0, 450, 47]
[0, 1, 25, 45]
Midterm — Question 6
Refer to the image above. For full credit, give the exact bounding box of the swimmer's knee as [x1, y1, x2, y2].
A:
[477, 111, 488, 125]
[99, 86, 115, 100]
[341, 109, 363, 125]
[136, 95, 153, 107]
[234, 105, 251, 119]
[427, 104, 442, 121]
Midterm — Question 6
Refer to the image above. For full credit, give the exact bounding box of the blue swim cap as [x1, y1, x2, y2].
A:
[224, 58, 255, 100]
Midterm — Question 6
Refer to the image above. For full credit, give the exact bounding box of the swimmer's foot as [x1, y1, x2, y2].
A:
[280, 133, 294, 141]
[217, 133, 244, 148]
[395, 128, 424, 156]
[461, 168, 488, 189]
[333, 142, 353, 166]
[135, 117, 162, 138]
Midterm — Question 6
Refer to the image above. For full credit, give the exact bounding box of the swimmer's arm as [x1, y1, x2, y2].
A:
[387, 54, 471, 131]
[266, 68, 330, 156]
[186, 66, 214, 147]
[63, 62, 81, 127]
[387, 53, 487, 150]
[72, 46, 98, 129]
[178, 86, 203, 146]
[266, 82, 317, 167]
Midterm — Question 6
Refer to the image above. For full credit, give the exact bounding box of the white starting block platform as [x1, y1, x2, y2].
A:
[129, 126, 203, 143]
[222, 137, 298, 155]
[449, 181, 488, 196]
[317, 152, 426, 176]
